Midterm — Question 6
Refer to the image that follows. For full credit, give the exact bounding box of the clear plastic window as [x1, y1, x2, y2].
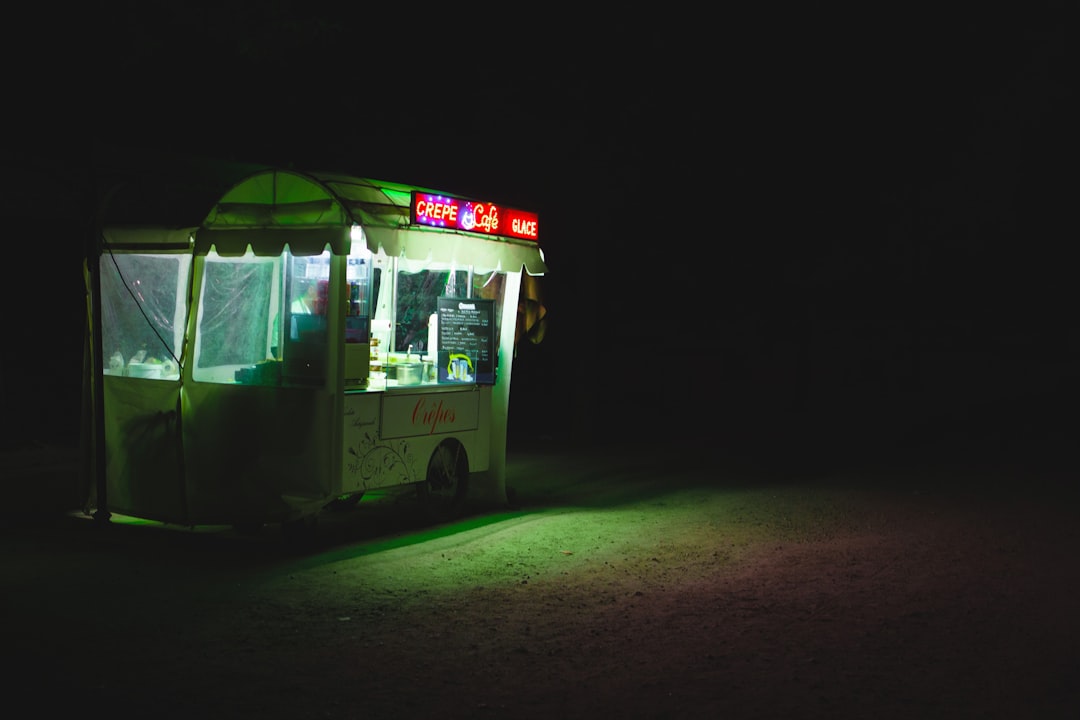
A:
[192, 250, 283, 385]
[395, 268, 505, 347]
[280, 251, 331, 386]
[394, 268, 471, 355]
[100, 252, 188, 380]
[381, 266, 507, 386]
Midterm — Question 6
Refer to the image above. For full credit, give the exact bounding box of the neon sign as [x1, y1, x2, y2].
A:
[410, 191, 539, 242]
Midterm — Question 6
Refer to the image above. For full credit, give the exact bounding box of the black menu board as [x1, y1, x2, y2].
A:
[436, 297, 495, 385]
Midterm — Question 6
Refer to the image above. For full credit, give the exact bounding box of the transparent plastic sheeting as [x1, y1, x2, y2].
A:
[99, 252, 189, 380]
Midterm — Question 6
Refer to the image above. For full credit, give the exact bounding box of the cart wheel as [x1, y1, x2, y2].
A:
[324, 492, 364, 512]
[419, 439, 468, 522]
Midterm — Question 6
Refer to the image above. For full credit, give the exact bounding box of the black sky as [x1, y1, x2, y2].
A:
[4, 6, 1077, 461]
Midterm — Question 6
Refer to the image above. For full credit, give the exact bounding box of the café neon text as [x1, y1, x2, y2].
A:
[411, 192, 539, 242]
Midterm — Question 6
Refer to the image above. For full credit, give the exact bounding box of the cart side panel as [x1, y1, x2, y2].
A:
[181, 382, 335, 525]
[101, 376, 186, 523]
[341, 388, 488, 494]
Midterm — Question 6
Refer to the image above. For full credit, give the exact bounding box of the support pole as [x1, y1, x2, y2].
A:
[487, 270, 524, 506]
[88, 166, 110, 524]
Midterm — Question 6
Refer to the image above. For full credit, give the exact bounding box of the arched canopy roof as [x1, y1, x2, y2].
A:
[198, 169, 547, 275]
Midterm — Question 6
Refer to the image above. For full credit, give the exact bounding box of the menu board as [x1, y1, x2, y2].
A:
[436, 297, 495, 385]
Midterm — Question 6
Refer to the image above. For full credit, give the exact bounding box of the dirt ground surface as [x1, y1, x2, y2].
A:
[2, 440, 1078, 720]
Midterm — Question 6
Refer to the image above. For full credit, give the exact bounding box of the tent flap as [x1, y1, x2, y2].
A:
[366, 227, 547, 275]
[194, 227, 351, 257]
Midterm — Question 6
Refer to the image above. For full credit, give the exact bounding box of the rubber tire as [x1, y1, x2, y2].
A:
[418, 440, 468, 522]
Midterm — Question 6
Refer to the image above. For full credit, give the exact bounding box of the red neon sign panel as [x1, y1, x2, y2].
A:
[410, 191, 539, 242]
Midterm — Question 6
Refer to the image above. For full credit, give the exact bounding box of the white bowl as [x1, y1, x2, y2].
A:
[126, 363, 162, 379]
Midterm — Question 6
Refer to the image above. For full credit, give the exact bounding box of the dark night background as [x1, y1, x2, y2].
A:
[3, 6, 1077, 474]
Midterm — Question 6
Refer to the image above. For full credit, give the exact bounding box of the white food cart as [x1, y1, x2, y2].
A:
[83, 166, 546, 535]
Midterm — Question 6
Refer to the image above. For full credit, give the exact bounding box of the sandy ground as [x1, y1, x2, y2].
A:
[2, 440, 1078, 719]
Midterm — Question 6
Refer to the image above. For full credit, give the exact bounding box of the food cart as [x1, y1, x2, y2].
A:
[83, 165, 546, 535]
